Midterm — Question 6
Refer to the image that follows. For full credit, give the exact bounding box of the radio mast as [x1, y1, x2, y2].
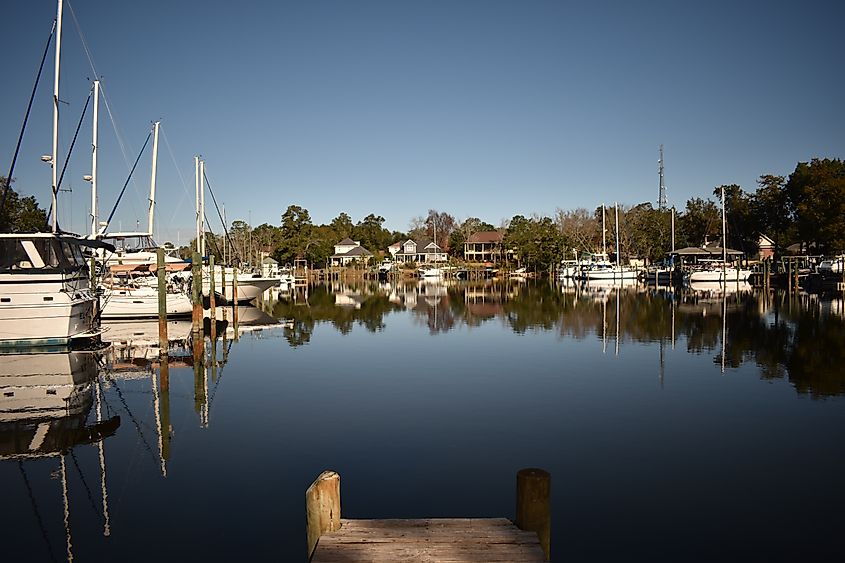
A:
[658, 144, 667, 210]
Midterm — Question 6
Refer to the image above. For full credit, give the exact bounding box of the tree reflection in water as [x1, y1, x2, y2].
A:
[262, 281, 845, 398]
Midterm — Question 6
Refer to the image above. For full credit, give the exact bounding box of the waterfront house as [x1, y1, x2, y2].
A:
[393, 239, 447, 264]
[757, 234, 775, 260]
[464, 231, 505, 263]
[261, 256, 280, 278]
[330, 238, 373, 266]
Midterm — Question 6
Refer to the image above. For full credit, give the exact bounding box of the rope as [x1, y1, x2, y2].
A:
[203, 170, 241, 263]
[101, 130, 152, 232]
[0, 19, 56, 232]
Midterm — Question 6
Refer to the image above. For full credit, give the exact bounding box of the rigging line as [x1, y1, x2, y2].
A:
[0, 18, 56, 231]
[65, 1, 131, 170]
[159, 126, 191, 233]
[102, 131, 152, 231]
[202, 170, 241, 263]
[56, 90, 92, 194]
[102, 373, 159, 470]
[68, 449, 102, 518]
[18, 461, 59, 563]
[46, 86, 93, 233]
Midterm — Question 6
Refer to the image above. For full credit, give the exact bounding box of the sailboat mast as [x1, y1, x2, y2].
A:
[147, 121, 160, 236]
[721, 186, 727, 264]
[615, 203, 620, 268]
[194, 156, 200, 253]
[90, 80, 99, 237]
[601, 204, 606, 255]
[50, 0, 63, 233]
[200, 160, 205, 256]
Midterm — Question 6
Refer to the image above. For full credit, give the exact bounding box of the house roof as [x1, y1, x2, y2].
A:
[332, 245, 372, 258]
[336, 238, 357, 246]
[671, 245, 743, 256]
[467, 231, 503, 244]
[262, 256, 278, 265]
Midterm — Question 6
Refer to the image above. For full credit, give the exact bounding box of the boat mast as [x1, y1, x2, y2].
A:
[147, 121, 160, 237]
[200, 160, 205, 257]
[614, 203, 620, 268]
[194, 156, 200, 253]
[50, 0, 63, 233]
[90, 80, 99, 237]
[721, 185, 727, 264]
[601, 204, 606, 255]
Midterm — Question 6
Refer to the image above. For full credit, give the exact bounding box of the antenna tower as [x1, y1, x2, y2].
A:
[658, 144, 667, 210]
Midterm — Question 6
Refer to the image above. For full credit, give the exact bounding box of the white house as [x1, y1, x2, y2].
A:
[330, 238, 373, 266]
[392, 239, 447, 264]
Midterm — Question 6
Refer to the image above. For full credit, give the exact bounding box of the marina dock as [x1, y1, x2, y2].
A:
[306, 469, 550, 562]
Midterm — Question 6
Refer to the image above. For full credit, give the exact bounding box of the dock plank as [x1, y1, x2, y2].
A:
[311, 518, 545, 562]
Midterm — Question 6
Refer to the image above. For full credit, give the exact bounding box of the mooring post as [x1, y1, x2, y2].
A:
[221, 266, 227, 320]
[516, 467, 551, 561]
[232, 266, 239, 335]
[192, 251, 203, 333]
[157, 248, 168, 350]
[306, 471, 341, 561]
[209, 255, 216, 322]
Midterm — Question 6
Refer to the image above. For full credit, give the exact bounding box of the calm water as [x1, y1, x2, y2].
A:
[2, 280, 844, 562]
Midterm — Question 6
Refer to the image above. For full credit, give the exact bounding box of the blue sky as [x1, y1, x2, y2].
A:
[2, 0, 842, 242]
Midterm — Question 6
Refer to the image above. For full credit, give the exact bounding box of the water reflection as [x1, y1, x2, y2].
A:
[1, 350, 120, 561]
[260, 280, 845, 398]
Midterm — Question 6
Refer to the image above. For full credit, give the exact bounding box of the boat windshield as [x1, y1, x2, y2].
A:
[0, 237, 85, 272]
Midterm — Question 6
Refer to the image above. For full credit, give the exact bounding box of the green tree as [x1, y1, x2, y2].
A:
[785, 158, 845, 253]
[716, 184, 756, 254]
[0, 178, 48, 232]
[678, 197, 720, 247]
[330, 212, 354, 240]
[504, 215, 563, 272]
[276, 205, 313, 265]
[753, 174, 789, 257]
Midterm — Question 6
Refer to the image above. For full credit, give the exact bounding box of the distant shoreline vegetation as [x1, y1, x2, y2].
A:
[4, 158, 843, 271]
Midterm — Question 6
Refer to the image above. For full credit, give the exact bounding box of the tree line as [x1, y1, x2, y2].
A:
[4, 157, 843, 271]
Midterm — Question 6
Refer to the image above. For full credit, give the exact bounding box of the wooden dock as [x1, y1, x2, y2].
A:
[312, 518, 545, 562]
[306, 469, 550, 562]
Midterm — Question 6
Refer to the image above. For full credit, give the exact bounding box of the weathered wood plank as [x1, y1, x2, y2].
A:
[311, 518, 545, 563]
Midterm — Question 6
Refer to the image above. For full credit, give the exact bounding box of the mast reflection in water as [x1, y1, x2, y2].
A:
[1, 283, 843, 562]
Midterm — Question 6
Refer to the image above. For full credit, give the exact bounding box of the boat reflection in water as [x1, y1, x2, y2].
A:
[1, 350, 120, 561]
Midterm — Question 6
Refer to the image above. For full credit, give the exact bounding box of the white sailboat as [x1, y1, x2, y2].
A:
[582, 204, 639, 281]
[686, 187, 752, 284]
[1, 1, 108, 347]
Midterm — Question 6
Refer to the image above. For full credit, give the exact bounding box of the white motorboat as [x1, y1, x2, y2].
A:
[686, 263, 752, 283]
[201, 266, 279, 304]
[818, 256, 844, 275]
[101, 283, 192, 319]
[0, 234, 108, 347]
[418, 266, 444, 279]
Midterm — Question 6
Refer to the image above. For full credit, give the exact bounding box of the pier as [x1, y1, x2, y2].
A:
[306, 469, 550, 562]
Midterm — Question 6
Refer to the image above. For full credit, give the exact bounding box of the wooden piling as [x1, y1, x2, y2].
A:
[157, 248, 168, 350]
[159, 359, 170, 462]
[515, 467, 551, 561]
[306, 471, 341, 560]
[232, 266, 239, 332]
[209, 255, 216, 321]
[192, 251, 203, 332]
